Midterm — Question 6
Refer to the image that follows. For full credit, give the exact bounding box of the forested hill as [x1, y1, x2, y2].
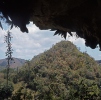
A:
[1, 41, 101, 99]
[31, 40, 99, 72]
[21, 40, 101, 99]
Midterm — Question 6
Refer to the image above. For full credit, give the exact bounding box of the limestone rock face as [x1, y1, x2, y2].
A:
[0, 0, 101, 49]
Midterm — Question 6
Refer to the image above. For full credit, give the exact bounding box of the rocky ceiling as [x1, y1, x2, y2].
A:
[0, 0, 101, 49]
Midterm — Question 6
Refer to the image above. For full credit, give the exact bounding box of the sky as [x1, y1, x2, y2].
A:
[0, 22, 101, 60]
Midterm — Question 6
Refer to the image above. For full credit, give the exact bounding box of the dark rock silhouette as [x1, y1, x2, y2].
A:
[0, 0, 101, 49]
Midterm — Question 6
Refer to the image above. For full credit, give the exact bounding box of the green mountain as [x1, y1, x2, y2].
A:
[31, 40, 101, 81]
[1, 41, 101, 100]
[16, 40, 101, 99]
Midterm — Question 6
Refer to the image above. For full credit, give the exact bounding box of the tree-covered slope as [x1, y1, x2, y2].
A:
[16, 41, 101, 99]
[31, 41, 101, 81]
[1, 41, 101, 99]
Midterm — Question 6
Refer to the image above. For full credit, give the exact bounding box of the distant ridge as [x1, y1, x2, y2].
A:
[96, 60, 101, 65]
[0, 58, 26, 68]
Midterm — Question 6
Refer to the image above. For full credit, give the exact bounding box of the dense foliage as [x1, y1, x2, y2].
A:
[0, 41, 101, 99]
[0, 82, 14, 100]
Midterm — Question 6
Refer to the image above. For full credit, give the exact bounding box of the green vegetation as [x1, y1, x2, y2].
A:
[0, 82, 14, 100]
[0, 41, 101, 100]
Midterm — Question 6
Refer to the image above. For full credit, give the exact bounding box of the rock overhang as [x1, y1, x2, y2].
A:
[0, 0, 101, 49]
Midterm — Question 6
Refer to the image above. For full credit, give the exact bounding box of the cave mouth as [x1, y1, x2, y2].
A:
[0, 0, 101, 50]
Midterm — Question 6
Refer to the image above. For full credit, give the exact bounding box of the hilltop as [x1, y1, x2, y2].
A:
[30, 41, 101, 81]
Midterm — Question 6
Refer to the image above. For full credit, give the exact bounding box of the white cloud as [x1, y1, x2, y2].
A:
[16, 49, 21, 53]
[66, 32, 85, 45]
[3, 23, 63, 59]
[0, 22, 100, 60]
